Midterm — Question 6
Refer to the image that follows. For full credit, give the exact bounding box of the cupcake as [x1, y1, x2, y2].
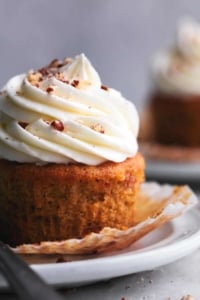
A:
[147, 18, 200, 147]
[0, 54, 145, 247]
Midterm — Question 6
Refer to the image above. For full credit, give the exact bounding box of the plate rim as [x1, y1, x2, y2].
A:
[1, 208, 200, 290]
[145, 159, 200, 180]
[29, 208, 200, 286]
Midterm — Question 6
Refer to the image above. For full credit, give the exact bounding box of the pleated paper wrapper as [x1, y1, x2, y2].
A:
[13, 182, 197, 255]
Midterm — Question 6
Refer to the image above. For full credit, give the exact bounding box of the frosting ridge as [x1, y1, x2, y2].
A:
[0, 54, 139, 165]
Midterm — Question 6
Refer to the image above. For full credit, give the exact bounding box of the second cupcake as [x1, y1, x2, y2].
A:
[149, 18, 200, 146]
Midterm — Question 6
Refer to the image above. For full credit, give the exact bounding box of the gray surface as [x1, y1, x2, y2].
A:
[63, 250, 200, 300]
[1, 0, 200, 112]
[0, 248, 199, 300]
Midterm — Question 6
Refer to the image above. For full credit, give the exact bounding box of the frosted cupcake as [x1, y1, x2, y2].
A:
[0, 54, 145, 247]
[149, 18, 200, 146]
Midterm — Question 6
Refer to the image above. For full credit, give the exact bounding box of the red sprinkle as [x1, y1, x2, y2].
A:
[48, 58, 59, 68]
[46, 86, 54, 93]
[38, 67, 50, 76]
[51, 120, 64, 131]
[71, 80, 79, 87]
[18, 122, 28, 129]
[101, 85, 108, 91]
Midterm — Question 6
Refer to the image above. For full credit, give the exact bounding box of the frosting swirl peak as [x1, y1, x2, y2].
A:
[0, 54, 139, 165]
[178, 19, 200, 61]
[152, 18, 200, 94]
[60, 53, 101, 87]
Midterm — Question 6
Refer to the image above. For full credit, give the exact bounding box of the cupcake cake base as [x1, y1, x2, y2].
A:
[0, 153, 144, 247]
[150, 92, 200, 147]
[13, 182, 197, 254]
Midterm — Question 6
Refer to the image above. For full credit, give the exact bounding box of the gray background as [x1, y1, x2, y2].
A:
[0, 0, 200, 112]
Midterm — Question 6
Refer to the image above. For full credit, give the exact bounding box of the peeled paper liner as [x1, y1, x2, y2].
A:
[12, 182, 198, 255]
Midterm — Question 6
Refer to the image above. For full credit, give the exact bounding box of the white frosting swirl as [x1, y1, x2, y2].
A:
[0, 54, 139, 165]
[152, 18, 200, 94]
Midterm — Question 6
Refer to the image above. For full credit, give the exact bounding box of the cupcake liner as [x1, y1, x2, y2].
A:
[13, 182, 197, 255]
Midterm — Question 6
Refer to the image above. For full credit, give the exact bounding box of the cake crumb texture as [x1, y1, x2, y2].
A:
[0, 153, 144, 246]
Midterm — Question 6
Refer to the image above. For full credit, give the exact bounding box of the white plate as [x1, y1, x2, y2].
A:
[146, 160, 200, 181]
[1, 208, 200, 290]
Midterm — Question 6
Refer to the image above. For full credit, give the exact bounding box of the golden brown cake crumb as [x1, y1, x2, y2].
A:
[149, 92, 200, 147]
[0, 153, 145, 246]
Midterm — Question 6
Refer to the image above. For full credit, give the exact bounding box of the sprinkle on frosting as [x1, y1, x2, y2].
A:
[51, 120, 65, 132]
[0, 53, 139, 165]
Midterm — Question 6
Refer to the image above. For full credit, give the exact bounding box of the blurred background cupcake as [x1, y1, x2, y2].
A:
[139, 15, 200, 183]
[147, 18, 200, 146]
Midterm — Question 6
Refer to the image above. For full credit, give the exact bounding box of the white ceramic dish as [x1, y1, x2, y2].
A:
[0, 208, 200, 291]
[145, 160, 200, 181]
